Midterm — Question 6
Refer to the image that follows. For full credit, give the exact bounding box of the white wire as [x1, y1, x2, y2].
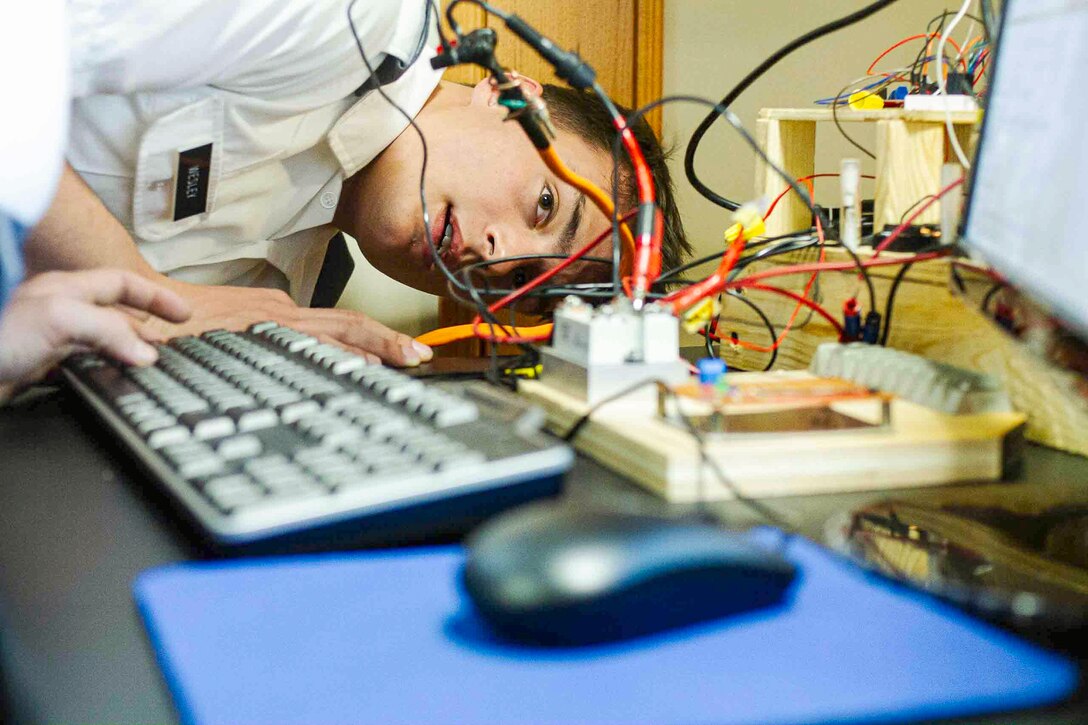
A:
[937, 0, 974, 170]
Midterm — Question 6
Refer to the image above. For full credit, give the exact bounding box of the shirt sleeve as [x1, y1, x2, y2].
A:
[68, 0, 409, 100]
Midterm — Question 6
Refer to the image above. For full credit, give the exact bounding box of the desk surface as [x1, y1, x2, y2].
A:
[2, 387, 1087, 724]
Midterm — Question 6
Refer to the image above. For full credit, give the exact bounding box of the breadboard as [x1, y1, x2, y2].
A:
[519, 372, 1025, 503]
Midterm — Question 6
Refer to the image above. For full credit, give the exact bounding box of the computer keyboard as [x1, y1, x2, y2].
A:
[62, 322, 572, 552]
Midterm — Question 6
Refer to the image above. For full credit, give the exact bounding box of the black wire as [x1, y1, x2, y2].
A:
[831, 79, 878, 160]
[655, 230, 816, 285]
[879, 262, 912, 346]
[346, 0, 482, 308]
[563, 379, 796, 533]
[674, 408, 795, 533]
[816, 207, 876, 313]
[563, 379, 667, 442]
[898, 194, 937, 224]
[625, 95, 876, 315]
[625, 95, 833, 236]
[722, 290, 780, 372]
[446, 0, 507, 36]
[683, 0, 902, 211]
[981, 280, 1008, 314]
[879, 240, 952, 346]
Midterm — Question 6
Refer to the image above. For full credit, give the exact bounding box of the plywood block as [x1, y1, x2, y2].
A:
[520, 373, 1025, 502]
[760, 108, 978, 125]
[755, 118, 816, 238]
[875, 120, 944, 229]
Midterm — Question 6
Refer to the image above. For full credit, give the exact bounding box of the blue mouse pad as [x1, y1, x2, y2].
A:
[134, 533, 1077, 725]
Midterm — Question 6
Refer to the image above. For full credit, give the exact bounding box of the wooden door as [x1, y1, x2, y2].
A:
[436, 0, 664, 356]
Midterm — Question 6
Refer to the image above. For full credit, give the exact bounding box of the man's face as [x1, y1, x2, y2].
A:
[345, 82, 615, 309]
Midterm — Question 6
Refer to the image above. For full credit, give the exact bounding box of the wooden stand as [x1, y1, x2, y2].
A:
[755, 107, 978, 236]
[520, 372, 1025, 503]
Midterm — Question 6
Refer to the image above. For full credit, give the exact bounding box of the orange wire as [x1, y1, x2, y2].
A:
[538, 146, 635, 277]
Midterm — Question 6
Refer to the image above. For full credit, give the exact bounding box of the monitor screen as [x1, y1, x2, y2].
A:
[962, 0, 1088, 338]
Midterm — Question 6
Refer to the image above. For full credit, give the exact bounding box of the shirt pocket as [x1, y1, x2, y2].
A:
[132, 96, 224, 242]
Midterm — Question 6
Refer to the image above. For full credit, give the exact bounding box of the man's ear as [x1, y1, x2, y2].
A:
[470, 72, 545, 107]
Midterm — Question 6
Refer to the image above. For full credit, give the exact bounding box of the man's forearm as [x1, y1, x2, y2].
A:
[24, 162, 161, 279]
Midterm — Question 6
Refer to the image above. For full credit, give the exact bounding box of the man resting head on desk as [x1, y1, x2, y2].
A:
[26, 0, 687, 368]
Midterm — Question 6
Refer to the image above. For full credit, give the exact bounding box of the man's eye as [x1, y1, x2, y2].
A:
[535, 185, 556, 226]
[512, 268, 529, 287]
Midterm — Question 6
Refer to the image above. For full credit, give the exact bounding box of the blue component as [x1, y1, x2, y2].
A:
[889, 85, 909, 101]
[0, 211, 27, 311]
[843, 313, 861, 342]
[697, 357, 727, 385]
[862, 311, 882, 344]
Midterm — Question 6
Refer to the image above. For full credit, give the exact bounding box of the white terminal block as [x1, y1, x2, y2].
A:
[541, 297, 688, 406]
[903, 94, 978, 112]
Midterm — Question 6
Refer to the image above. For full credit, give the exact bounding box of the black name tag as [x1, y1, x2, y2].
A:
[173, 143, 213, 221]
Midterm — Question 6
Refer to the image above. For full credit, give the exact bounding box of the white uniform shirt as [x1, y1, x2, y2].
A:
[67, 0, 442, 304]
[2, 0, 67, 226]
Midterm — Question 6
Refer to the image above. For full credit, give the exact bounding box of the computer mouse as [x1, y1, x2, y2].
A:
[461, 504, 798, 646]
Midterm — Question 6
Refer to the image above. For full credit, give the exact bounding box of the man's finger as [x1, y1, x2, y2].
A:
[46, 299, 159, 367]
[25, 269, 191, 323]
[293, 310, 432, 367]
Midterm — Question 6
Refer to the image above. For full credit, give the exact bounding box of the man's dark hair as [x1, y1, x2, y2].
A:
[541, 84, 690, 279]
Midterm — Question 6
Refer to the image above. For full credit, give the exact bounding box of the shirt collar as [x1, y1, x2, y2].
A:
[326, 33, 442, 178]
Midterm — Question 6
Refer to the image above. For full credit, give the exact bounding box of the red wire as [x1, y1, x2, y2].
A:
[662, 235, 747, 312]
[470, 210, 637, 344]
[765, 173, 876, 220]
[731, 249, 951, 289]
[867, 33, 965, 77]
[703, 216, 829, 355]
[873, 177, 964, 256]
[610, 114, 661, 299]
[740, 283, 845, 338]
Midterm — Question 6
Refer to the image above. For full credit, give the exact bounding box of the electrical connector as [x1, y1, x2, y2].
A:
[680, 297, 721, 335]
[843, 298, 861, 342]
[862, 310, 881, 344]
[541, 296, 688, 405]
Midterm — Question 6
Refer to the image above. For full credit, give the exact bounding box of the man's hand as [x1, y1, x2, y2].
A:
[0, 269, 192, 402]
[140, 281, 433, 368]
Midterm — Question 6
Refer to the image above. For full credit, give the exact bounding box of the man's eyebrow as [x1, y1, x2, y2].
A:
[558, 193, 586, 254]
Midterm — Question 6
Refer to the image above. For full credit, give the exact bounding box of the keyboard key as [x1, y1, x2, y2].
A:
[177, 455, 225, 479]
[215, 435, 263, 460]
[232, 408, 279, 432]
[179, 412, 236, 440]
[203, 474, 264, 513]
[248, 321, 279, 334]
[147, 425, 190, 449]
[280, 400, 320, 424]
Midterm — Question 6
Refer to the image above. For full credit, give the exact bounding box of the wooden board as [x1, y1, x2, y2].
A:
[759, 108, 979, 124]
[756, 118, 816, 238]
[875, 120, 945, 228]
[520, 372, 1025, 502]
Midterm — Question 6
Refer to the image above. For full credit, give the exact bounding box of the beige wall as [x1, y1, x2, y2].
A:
[338, 235, 439, 338]
[662, 0, 971, 262]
